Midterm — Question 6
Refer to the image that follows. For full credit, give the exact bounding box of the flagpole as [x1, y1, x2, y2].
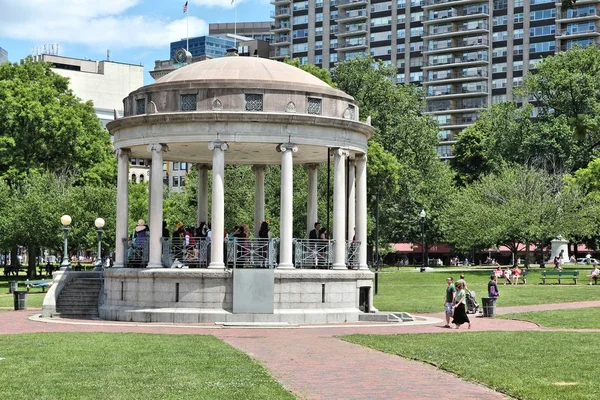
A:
[234, 0, 237, 51]
[186, 3, 189, 52]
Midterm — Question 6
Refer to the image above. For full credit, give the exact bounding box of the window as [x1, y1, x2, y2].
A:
[410, 27, 423, 37]
[493, 31, 508, 42]
[315, 41, 323, 50]
[293, 1, 308, 10]
[493, 0, 507, 10]
[371, 17, 391, 27]
[514, 13, 523, 23]
[173, 162, 180, 171]
[172, 176, 179, 187]
[181, 162, 187, 171]
[409, 71, 423, 82]
[131, 174, 136, 183]
[398, 14, 406, 24]
[316, 13, 323, 22]
[492, 94, 507, 104]
[138, 159, 145, 166]
[410, 41, 423, 52]
[397, 74, 405, 83]
[315, 27, 323, 36]
[398, 0, 406, 8]
[493, 47, 507, 57]
[315, 55, 323, 65]
[293, 29, 308, 39]
[433, 115, 451, 125]
[330, 53, 338, 63]
[245, 94, 263, 111]
[371, 2, 392, 12]
[347, 104, 356, 119]
[530, 9, 556, 21]
[397, 29, 406, 39]
[513, 61, 523, 71]
[492, 63, 507, 73]
[513, 45, 523, 55]
[371, 31, 392, 42]
[371, 46, 391, 57]
[293, 43, 308, 52]
[410, 56, 423, 67]
[514, 0, 523, 6]
[513, 29, 524, 39]
[308, 98, 322, 115]
[513, 77, 523, 87]
[162, 162, 167, 171]
[180, 176, 186, 187]
[135, 99, 145, 115]
[493, 15, 507, 26]
[330, 39, 338, 49]
[293, 15, 308, 24]
[139, 175, 145, 183]
[492, 78, 507, 89]
[180, 94, 197, 111]
[397, 42, 405, 53]
[530, 0, 552, 4]
[530, 25, 555, 37]
[410, 12, 423, 22]
[530, 41, 555, 53]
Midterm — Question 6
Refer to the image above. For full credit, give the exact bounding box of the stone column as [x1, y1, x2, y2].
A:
[196, 164, 210, 226]
[252, 165, 266, 237]
[146, 160, 152, 229]
[208, 141, 228, 269]
[355, 153, 368, 270]
[347, 158, 356, 241]
[278, 143, 298, 269]
[305, 164, 319, 237]
[114, 148, 131, 268]
[147, 144, 168, 268]
[332, 148, 349, 270]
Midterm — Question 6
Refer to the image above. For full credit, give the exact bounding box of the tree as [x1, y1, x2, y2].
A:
[333, 56, 455, 245]
[453, 102, 596, 184]
[284, 58, 336, 87]
[0, 59, 116, 186]
[441, 166, 589, 265]
[520, 45, 600, 146]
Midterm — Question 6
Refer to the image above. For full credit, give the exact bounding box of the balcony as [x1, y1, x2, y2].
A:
[557, 8, 600, 21]
[336, 0, 369, 8]
[272, 35, 291, 45]
[424, 0, 484, 10]
[556, 27, 600, 38]
[269, 0, 290, 4]
[271, 22, 291, 32]
[424, 23, 489, 38]
[336, 9, 368, 23]
[424, 8, 489, 24]
[339, 39, 368, 50]
[270, 7, 291, 18]
[337, 23, 368, 37]
[424, 38, 489, 54]
[426, 87, 488, 99]
[270, 48, 291, 58]
[424, 55, 488, 69]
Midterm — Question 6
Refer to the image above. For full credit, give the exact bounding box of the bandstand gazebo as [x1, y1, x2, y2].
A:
[101, 55, 375, 324]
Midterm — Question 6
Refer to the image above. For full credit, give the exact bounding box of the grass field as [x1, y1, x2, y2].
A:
[499, 306, 600, 329]
[343, 331, 600, 400]
[0, 333, 294, 399]
[374, 269, 600, 313]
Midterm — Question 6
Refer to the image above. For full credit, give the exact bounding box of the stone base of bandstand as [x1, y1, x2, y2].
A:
[99, 268, 374, 324]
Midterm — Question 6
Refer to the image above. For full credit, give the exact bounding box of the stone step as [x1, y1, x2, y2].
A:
[59, 291, 100, 296]
[56, 307, 99, 313]
[53, 312, 99, 319]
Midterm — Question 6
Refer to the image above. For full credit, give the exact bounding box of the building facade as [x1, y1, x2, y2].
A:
[170, 36, 235, 59]
[209, 21, 274, 41]
[271, 0, 600, 158]
[0, 47, 7, 64]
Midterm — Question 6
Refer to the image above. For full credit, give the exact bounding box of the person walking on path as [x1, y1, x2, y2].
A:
[452, 281, 471, 329]
[444, 277, 456, 328]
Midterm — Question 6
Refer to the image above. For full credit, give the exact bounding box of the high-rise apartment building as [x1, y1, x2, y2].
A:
[272, 0, 600, 158]
[0, 47, 8, 64]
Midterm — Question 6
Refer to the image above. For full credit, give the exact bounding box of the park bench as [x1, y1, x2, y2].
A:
[518, 269, 528, 284]
[541, 270, 579, 285]
[25, 279, 52, 292]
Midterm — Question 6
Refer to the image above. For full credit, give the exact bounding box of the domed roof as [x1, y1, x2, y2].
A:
[152, 56, 345, 96]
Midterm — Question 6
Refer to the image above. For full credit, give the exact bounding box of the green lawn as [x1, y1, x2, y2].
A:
[374, 269, 600, 313]
[0, 333, 294, 399]
[343, 332, 600, 400]
[499, 307, 600, 329]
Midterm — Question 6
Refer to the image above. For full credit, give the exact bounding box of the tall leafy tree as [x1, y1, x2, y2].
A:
[0, 59, 116, 186]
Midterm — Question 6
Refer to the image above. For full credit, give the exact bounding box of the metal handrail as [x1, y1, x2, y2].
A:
[346, 240, 361, 268]
[162, 237, 210, 268]
[227, 238, 280, 269]
[293, 239, 335, 269]
[122, 237, 149, 268]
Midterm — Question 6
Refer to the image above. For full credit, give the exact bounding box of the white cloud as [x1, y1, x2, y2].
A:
[189, 0, 243, 10]
[0, 0, 208, 50]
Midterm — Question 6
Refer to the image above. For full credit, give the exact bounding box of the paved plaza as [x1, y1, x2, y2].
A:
[3, 301, 600, 399]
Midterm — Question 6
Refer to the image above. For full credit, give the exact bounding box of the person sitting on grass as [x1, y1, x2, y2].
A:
[503, 267, 512, 285]
[588, 263, 600, 285]
[511, 265, 522, 286]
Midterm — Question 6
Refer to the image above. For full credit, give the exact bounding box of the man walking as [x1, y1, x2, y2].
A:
[444, 277, 455, 328]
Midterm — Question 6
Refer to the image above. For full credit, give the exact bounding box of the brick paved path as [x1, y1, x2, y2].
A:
[1, 301, 599, 399]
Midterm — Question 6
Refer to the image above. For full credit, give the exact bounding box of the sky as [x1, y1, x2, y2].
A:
[0, 0, 272, 83]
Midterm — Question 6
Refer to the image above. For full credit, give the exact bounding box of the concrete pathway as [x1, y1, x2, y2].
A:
[0, 301, 597, 399]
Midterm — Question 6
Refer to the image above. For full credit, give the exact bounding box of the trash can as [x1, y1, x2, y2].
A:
[482, 297, 496, 317]
[8, 281, 18, 294]
[13, 291, 27, 311]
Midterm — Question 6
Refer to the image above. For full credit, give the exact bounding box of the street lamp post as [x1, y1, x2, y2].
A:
[420, 209, 426, 273]
[60, 215, 72, 270]
[94, 218, 105, 271]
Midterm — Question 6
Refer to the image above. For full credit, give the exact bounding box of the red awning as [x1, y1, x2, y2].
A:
[392, 243, 414, 252]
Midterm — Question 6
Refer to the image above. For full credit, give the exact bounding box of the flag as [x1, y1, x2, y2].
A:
[183, 1, 188, 13]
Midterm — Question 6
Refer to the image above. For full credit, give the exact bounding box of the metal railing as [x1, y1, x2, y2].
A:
[346, 240, 361, 268]
[123, 238, 149, 268]
[162, 237, 210, 268]
[294, 239, 335, 269]
[227, 238, 280, 269]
